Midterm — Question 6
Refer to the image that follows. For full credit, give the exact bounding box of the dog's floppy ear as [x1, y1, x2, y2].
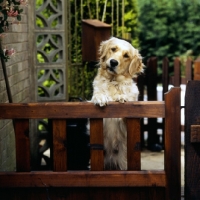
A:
[99, 40, 109, 61]
[129, 50, 144, 77]
[99, 37, 114, 61]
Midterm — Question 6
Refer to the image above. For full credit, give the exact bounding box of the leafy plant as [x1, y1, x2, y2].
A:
[0, 0, 28, 61]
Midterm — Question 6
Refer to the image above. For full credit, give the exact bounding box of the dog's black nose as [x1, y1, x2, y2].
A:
[110, 59, 118, 68]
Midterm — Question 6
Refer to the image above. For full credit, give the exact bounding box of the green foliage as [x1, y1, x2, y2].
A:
[124, 0, 140, 47]
[138, 0, 200, 74]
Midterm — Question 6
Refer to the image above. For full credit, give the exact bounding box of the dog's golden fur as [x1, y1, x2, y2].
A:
[91, 37, 144, 170]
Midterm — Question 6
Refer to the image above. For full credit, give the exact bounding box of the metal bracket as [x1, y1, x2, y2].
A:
[90, 144, 104, 150]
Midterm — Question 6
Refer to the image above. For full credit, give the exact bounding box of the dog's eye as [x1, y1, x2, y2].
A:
[111, 47, 117, 52]
[124, 53, 129, 58]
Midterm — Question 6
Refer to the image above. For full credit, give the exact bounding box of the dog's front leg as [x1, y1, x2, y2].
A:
[91, 93, 112, 107]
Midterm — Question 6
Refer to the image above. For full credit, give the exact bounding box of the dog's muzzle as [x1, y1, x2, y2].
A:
[107, 59, 118, 72]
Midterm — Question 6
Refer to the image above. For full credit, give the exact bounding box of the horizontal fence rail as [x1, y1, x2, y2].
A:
[0, 101, 165, 119]
[0, 171, 166, 188]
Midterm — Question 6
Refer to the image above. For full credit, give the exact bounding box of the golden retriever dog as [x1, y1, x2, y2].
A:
[91, 37, 144, 170]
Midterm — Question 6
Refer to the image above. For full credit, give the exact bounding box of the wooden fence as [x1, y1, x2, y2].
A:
[0, 87, 180, 199]
[138, 56, 200, 149]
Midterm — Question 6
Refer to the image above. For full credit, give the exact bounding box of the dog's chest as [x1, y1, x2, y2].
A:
[107, 80, 131, 95]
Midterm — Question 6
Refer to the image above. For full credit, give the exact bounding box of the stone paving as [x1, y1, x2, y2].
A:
[141, 147, 185, 199]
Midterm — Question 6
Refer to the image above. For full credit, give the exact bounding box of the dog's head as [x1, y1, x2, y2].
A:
[99, 37, 144, 78]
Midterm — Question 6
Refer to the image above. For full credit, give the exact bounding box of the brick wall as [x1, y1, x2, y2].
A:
[0, 6, 30, 171]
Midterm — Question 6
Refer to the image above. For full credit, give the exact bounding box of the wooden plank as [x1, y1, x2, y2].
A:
[160, 58, 167, 146]
[127, 118, 141, 170]
[87, 187, 165, 200]
[52, 119, 67, 171]
[0, 187, 165, 199]
[146, 57, 157, 101]
[190, 125, 200, 143]
[15, 119, 30, 172]
[90, 118, 104, 171]
[146, 57, 160, 147]
[185, 58, 193, 82]
[174, 58, 181, 87]
[185, 80, 200, 199]
[162, 57, 169, 97]
[0, 171, 166, 187]
[136, 74, 145, 148]
[0, 101, 165, 119]
[194, 58, 200, 80]
[164, 87, 181, 200]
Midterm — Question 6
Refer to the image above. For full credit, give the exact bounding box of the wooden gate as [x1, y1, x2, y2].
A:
[0, 87, 180, 199]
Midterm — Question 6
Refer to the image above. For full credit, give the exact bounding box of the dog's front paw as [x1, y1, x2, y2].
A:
[115, 94, 128, 103]
[91, 94, 110, 107]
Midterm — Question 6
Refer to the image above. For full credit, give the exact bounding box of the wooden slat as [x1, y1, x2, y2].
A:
[0, 102, 165, 119]
[164, 87, 181, 200]
[137, 70, 147, 149]
[127, 118, 141, 170]
[146, 57, 157, 101]
[194, 58, 200, 80]
[181, 59, 193, 84]
[15, 119, 30, 172]
[173, 58, 181, 87]
[185, 58, 193, 82]
[0, 171, 166, 187]
[90, 118, 104, 171]
[146, 57, 161, 147]
[162, 57, 169, 97]
[52, 119, 67, 171]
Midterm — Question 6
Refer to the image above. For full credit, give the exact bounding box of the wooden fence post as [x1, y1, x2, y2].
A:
[185, 80, 200, 199]
[165, 87, 181, 200]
